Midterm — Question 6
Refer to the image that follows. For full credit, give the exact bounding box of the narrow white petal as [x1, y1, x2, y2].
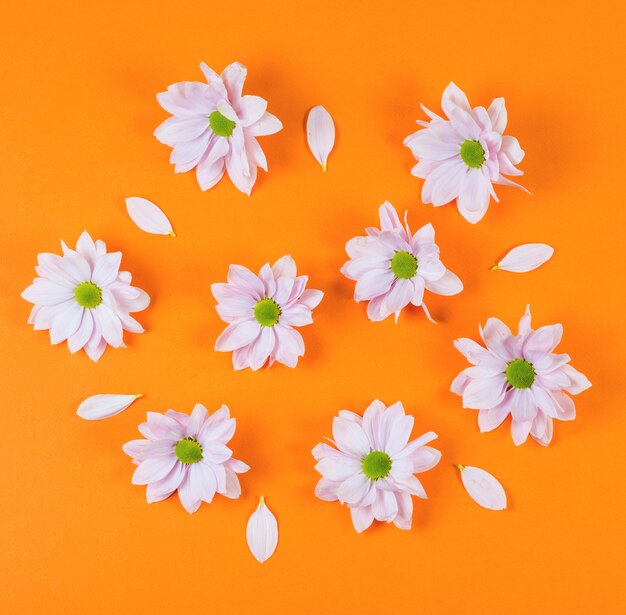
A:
[457, 465, 507, 510]
[246, 496, 278, 563]
[76, 393, 142, 420]
[125, 197, 175, 237]
[306, 106, 335, 171]
[493, 244, 554, 272]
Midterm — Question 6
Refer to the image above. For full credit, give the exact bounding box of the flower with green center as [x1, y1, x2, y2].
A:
[340, 201, 464, 323]
[174, 437, 204, 464]
[312, 399, 442, 533]
[212, 255, 324, 370]
[404, 82, 528, 224]
[254, 298, 281, 327]
[451, 305, 592, 447]
[74, 281, 103, 309]
[459, 139, 486, 168]
[155, 61, 283, 194]
[361, 450, 392, 480]
[505, 358, 535, 389]
[21, 230, 150, 362]
[123, 403, 250, 514]
[209, 110, 236, 137]
[390, 250, 418, 279]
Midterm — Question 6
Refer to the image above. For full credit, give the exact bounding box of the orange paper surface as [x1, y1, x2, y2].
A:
[1, 1, 624, 613]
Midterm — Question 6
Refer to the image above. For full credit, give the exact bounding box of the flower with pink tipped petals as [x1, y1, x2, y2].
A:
[404, 82, 528, 224]
[341, 201, 463, 322]
[212, 255, 324, 371]
[123, 403, 249, 514]
[312, 400, 441, 533]
[451, 305, 591, 446]
[155, 61, 283, 195]
[21, 231, 150, 362]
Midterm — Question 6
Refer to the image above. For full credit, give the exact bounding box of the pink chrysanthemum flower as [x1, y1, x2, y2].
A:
[404, 82, 528, 224]
[313, 400, 441, 533]
[451, 305, 591, 446]
[123, 404, 249, 514]
[341, 201, 463, 322]
[154, 61, 283, 195]
[212, 255, 324, 371]
[21, 231, 150, 362]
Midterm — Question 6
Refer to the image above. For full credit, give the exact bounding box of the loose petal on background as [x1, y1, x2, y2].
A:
[492, 243, 553, 272]
[306, 106, 335, 171]
[457, 465, 507, 510]
[246, 496, 278, 563]
[125, 197, 175, 237]
[77, 394, 142, 420]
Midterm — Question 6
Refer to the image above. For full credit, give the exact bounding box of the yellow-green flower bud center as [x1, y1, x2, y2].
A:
[74, 281, 102, 309]
[505, 358, 536, 389]
[209, 110, 236, 137]
[254, 298, 281, 327]
[361, 450, 392, 480]
[460, 139, 486, 168]
[174, 437, 203, 464]
[391, 251, 418, 279]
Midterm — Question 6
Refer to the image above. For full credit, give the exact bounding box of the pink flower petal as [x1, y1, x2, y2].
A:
[76, 393, 142, 420]
[493, 243, 554, 272]
[424, 269, 464, 296]
[246, 497, 278, 563]
[306, 105, 335, 171]
[125, 197, 175, 237]
[457, 465, 507, 510]
[350, 505, 375, 533]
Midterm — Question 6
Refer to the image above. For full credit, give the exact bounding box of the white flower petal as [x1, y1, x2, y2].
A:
[246, 496, 278, 563]
[125, 197, 175, 237]
[306, 105, 335, 171]
[493, 244, 554, 272]
[424, 269, 464, 296]
[458, 465, 507, 510]
[77, 393, 142, 420]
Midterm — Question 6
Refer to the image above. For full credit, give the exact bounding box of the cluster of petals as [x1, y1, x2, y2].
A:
[21, 231, 149, 362]
[123, 403, 249, 514]
[451, 305, 591, 446]
[404, 82, 527, 223]
[313, 400, 441, 533]
[341, 201, 463, 322]
[155, 61, 283, 195]
[212, 255, 323, 370]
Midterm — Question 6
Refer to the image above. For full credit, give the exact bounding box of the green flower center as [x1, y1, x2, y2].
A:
[391, 251, 418, 279]
[209, 110, 236, 137]
[361, 450, 392, 480]
[460, 139, 486, 168]
[254, 298, 281, 327]
[505, 358, 536, 389]
[74, 281, 102, 308]
[174, 437, 203, 464]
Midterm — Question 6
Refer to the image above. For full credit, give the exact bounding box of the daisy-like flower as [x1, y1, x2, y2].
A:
[212, 256, 323, 370]
[340, 201, 463, 322]
[312, 400, 441, 533]
[451, 305, 591, 446]
[155, 61, 283, 195]
[404, 82, 528, 223]
[123, 403, 249, 514]
[21, 231, 150, 362]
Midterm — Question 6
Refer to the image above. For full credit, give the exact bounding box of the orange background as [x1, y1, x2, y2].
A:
[1, 1, 625, 613]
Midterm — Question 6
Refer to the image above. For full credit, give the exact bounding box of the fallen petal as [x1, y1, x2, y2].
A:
[125, 197, 175, 237]
[246, 496, 278, 563]
[77, 394, 142, 420]
[306, 106, 335, 171]
[493, 243, 553, 272]
[457, 465, 507, 510]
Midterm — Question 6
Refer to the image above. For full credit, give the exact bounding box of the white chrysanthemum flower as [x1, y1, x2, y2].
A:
[21, 231, 150, 361]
